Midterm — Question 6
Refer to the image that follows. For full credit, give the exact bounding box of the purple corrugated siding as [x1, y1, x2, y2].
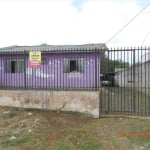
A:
[0, 52, 101, 89]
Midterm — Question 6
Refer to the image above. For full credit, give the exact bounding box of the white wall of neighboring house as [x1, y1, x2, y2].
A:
[141, 52, 150, 63]
[115, 61, 150, 95]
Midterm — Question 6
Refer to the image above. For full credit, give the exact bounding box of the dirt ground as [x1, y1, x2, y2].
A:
[0, 106, 150, 150]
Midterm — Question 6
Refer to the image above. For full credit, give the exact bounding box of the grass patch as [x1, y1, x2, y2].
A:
[0, 107, 150, 150]
[79, 140, 100, 150]
[127, 120, 150, 149]
[51, 127, 100, 150]
[51, 140, 100, 150]
[51, 141, 75, 150]
[1, 136, 29, 149]
[128, 133, 150, 148]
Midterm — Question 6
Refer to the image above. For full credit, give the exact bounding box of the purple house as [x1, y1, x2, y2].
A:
[0, 44, 106, 90]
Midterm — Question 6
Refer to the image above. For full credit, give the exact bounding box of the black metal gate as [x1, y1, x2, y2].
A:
[100, 47, 150, 116]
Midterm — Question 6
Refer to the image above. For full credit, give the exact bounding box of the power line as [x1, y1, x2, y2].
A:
[141, 27, 150, 46]
[106, 2, 150, 44]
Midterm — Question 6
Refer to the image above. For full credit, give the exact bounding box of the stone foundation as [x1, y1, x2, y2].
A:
[0, 90, 100, 118]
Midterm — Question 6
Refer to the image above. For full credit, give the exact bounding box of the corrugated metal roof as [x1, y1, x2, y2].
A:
[0, 43, 107, 52]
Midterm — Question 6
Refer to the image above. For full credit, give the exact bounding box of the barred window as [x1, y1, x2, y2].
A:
[63, 58, 84, 73]
[5, 59, 24, 73]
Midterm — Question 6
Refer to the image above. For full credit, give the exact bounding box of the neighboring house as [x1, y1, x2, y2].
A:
[0, 44, 106, 90]
[115, 61, 150, 95]
[141, 52, 150, 63]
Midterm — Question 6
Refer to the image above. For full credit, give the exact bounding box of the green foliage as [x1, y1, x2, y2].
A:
[51, 140, 100, 150]
[101, 56, 129, 73]
[40, 43, 48, 46]
[1, 136, 29, 149]
[80, 140, 100, 150]
[51, 141, 75, 150]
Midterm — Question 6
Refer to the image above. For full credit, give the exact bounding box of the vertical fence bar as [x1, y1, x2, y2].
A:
[98, 50, 100, 89]
[120, 48, 123, 114]
[24, 50, 26, 90]
[131, 48, 133, 115]
[137, 47, 140, 115]
[127, 48, 129, 115]
[41, 50, 43, 90]
[4, 51, 6, 89]
[8, 51, 10, 88]
[56, 50, 58, 91]
[113, 49, 115, 113]
[89, 48, 92, 90]
[62, 50, 64, 90]
[123, 48, 125, 114]
[148, 47, 150, 115]
[95, 48, 98, 91]
[140, 47, 142, 116]
[133, 48, 136, 113]
[107, 50, 110, 112]
[54, 49, 56, 90]
[45, 52, 48, 89]
[144, 46, 147, 116]
[110, 50, 112, 112]
[11, 51, 13, 89]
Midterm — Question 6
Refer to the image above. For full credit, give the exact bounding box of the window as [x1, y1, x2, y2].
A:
[63, 58, 84, 73]
[5, 59, 24, 73]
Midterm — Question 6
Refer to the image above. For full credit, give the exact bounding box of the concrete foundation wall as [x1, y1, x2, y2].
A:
[0, 90, 100, 118]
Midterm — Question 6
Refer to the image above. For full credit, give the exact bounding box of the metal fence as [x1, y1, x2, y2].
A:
[0, 48, 102, 90]
[100, 47, 150, 116]
[0, 47, 150, 116]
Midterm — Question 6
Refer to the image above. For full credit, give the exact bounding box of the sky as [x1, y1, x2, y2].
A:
[0, 0, 150, 48]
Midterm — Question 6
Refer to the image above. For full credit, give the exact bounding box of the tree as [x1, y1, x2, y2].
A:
[101, 56, 129, 74]
[40, 43, 48, 46]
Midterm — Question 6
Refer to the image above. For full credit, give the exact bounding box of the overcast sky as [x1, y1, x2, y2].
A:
[0, 0, 150, 48]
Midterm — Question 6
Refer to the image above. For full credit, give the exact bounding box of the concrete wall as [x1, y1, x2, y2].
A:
[0, 90, 100, 118]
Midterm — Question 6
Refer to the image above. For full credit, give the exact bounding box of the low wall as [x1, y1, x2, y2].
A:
[0, 90, 100, 118]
